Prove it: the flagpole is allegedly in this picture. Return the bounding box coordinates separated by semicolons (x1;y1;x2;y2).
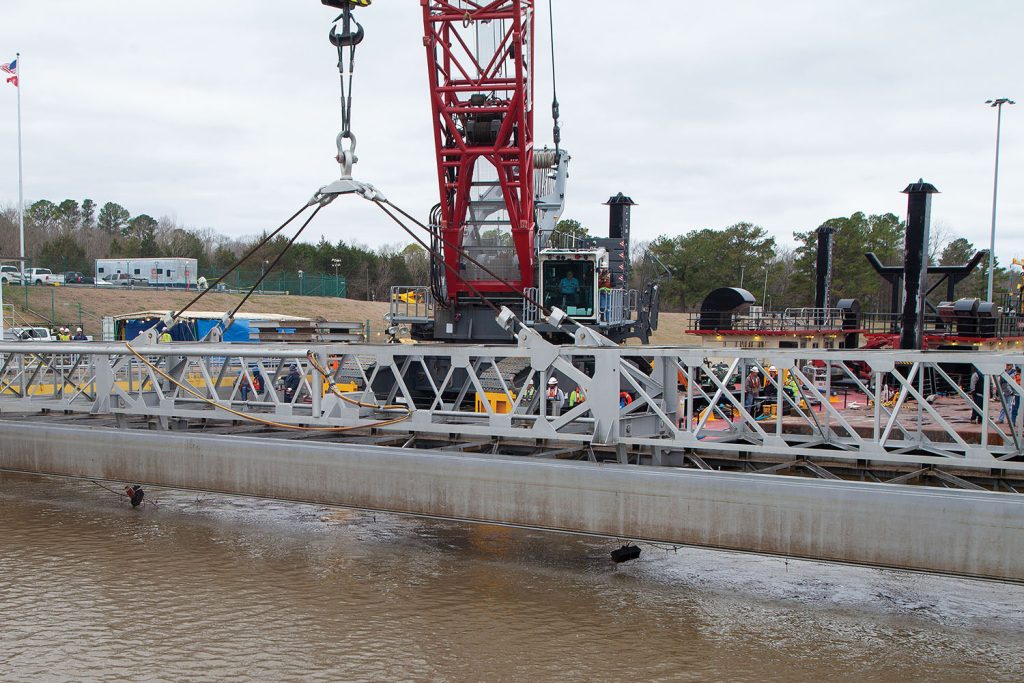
15;51;24;274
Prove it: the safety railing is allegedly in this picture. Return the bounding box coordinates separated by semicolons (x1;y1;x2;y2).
718;308;846;332
386;286;433;325
1;340;1022;473
599;288;628;326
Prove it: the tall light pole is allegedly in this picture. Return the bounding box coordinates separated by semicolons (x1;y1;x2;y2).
331;258;342;297
985;97;1015;302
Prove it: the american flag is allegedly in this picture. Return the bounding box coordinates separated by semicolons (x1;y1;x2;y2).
2;58;17;87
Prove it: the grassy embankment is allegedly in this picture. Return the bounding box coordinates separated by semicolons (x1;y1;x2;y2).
7;285;700;345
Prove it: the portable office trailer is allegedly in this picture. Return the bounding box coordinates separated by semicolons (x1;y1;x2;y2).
95;258;198;287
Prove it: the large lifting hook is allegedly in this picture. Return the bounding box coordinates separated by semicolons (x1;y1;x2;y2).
313;0;384;204
325;0;369;179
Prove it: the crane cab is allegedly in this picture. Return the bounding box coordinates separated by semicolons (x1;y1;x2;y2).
538;249;608;323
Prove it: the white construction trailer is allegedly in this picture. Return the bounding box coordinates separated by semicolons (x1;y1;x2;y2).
95;258;199;288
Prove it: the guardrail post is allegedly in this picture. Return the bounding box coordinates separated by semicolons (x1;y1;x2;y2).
590;349;621;444
91;353;114;414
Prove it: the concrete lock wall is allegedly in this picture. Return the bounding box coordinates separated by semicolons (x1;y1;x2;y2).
2;421;1023;582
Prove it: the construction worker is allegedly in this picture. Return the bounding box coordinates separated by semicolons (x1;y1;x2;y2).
159;327;173;343
969;368;985;424
124;484;145;508
58;327;71;341
557;270;580;309
522;377;536;402
598;269;612;320
72;327;86;341
743;367;761;413
568;385;586;409
282;363;302;402
784;373;799;406
545;377;565;417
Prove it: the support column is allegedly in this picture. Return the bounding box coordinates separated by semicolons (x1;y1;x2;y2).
900;180;939;350
814;224;836;310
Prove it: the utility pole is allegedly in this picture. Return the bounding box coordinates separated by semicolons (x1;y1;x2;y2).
331;258;342;297
985;97;1015;302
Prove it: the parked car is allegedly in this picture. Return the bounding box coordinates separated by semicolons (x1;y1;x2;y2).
63;271;96;285
0;265;22;285
24;268;63;286
6;326;54;341
104;273;149;287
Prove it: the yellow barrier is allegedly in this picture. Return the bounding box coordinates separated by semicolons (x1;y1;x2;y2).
475;391;514;414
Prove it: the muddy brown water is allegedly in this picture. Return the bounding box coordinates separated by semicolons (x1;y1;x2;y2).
2;471;1022;682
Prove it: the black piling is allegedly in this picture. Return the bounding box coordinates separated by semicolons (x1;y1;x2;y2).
814;225;836;310
900;179;939;350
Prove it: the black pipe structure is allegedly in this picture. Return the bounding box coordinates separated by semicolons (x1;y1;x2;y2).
866;250;986;316
814;224;836;310
899;179;939;350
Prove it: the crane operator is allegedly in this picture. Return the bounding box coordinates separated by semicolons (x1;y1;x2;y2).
558;270;581;310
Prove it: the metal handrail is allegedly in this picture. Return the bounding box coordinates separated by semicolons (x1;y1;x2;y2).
387;286;433;324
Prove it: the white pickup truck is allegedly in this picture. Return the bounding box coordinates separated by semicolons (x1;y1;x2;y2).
0;265;22;284
23;268;64;286
5;326;55;341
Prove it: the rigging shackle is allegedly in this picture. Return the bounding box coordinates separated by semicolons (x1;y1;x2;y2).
336;130;358;178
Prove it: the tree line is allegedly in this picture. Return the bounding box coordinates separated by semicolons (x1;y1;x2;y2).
633;212;1012;313
2;198;1012;310
0;198;426;301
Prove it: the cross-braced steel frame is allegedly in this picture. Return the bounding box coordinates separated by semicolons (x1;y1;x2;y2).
2;340;1023;484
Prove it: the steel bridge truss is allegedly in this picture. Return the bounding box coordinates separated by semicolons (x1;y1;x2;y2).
1;341;1023;478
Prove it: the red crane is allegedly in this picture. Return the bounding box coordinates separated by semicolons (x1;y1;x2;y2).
421;1;536;298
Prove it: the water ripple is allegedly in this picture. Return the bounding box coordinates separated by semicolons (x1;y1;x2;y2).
1;472;1022;682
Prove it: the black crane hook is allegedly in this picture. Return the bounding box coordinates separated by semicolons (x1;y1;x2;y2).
329;20;364;48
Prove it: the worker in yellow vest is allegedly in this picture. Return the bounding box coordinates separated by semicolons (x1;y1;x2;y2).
159;328;173;343
568;386;586;409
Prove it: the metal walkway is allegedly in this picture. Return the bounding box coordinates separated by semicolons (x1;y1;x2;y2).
1;338;1023;580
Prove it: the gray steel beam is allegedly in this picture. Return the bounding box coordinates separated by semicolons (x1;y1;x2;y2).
1;421;1022;582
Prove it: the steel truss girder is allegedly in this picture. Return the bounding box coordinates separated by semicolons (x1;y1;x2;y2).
1;342;1024;474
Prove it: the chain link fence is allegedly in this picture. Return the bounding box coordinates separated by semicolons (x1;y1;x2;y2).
205;269;347;298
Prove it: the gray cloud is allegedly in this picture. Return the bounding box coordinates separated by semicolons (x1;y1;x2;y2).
0;0;1020;261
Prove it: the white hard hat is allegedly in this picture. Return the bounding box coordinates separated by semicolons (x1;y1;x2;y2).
76;328;82;332
547;377;558;385
768;366;777;372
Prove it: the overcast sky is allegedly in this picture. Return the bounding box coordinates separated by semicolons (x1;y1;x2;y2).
1;1;1021;261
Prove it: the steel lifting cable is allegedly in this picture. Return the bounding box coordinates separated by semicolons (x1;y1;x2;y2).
224;203;325;322
547;0;561;151
380;198;581;327
160;200;317;330
329;3;365;175
374;200;503;316
123;341;410;433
